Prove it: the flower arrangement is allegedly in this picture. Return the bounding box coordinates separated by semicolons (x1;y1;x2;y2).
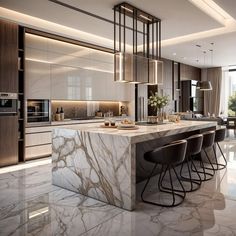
148;92;169;110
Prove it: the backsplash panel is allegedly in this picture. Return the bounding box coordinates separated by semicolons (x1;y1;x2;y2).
51;101;120;119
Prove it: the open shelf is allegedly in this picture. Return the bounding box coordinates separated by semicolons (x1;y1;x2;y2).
18;25;25;162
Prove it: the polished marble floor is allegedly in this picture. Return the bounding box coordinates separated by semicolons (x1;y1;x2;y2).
1;140;236;236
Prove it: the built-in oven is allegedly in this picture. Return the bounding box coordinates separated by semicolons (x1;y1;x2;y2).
0;92;18;167
27;100;50;124
0;92;18;115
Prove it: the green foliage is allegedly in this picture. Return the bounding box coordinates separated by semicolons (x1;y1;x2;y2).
228;92;236;116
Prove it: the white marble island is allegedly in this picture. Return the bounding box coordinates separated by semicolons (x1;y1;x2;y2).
52;120;217;210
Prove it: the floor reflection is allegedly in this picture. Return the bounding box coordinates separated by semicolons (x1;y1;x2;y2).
0;140;236;236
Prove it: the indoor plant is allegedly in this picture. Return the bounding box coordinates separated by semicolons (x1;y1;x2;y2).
148;92;169;124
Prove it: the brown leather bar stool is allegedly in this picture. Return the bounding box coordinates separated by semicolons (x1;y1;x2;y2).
180;134;203;192
212;128;227;170
141;140;187;207
192;130;216;181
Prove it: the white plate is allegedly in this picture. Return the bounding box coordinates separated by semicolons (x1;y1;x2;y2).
119;123;135;128
117;126;139;130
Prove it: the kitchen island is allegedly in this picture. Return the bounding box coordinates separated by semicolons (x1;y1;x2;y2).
52;120;217;210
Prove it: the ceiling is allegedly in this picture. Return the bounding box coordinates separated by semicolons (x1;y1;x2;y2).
0;0;236;68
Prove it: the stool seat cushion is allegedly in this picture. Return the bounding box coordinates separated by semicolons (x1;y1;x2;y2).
144;140;187;166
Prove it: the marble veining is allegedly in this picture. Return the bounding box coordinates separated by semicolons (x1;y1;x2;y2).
52;128;134;210
52;121;216;210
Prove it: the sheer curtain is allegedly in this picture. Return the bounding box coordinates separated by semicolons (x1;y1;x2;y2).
203;67;222;116
219;67;229;116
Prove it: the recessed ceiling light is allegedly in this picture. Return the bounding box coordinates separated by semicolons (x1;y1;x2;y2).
172;52;177;56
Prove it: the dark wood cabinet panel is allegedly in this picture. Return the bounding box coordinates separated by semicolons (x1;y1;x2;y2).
0;19;18;92
0;116;18;167
162;58;172;89
180;80;191;112
180;63;201;81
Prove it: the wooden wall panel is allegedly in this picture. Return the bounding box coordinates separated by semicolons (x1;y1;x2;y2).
0;19;18;92
0;116;18;167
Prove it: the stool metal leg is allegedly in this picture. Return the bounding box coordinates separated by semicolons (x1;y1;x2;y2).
141;163;158;203
159;165;186;206
141;164;186;207
191;149;215;181
180;155;201;192
211;143;227;170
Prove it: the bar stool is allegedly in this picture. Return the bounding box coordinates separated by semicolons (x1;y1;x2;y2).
180;134;203;192
192;130;215;181
141;140;187;207
212;128;227;170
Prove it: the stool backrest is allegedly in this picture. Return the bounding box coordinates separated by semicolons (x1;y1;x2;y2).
202;130;215;148
215;128;226;143
186;134;203;156
149;140;187;165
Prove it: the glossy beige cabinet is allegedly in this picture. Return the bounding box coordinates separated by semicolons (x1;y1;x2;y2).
25;126;52;160
25;33;132;102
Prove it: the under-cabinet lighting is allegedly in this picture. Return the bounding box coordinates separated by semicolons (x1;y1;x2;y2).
121;6;133;13
29;207;49;219
140;14;152;22
52;100;121;103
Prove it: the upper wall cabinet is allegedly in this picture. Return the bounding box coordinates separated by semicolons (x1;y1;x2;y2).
180;63;201;81
25;33;132;101
0;20;18;92
158;58;172;94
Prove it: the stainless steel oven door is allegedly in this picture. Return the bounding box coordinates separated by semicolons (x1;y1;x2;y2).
0;92;18;114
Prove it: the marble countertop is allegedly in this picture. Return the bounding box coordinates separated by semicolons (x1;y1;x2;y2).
26;116;129;127
56;120;217;144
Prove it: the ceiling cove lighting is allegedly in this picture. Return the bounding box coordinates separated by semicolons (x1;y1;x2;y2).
188;0;234;25
0;7;115;49
114;2;162;84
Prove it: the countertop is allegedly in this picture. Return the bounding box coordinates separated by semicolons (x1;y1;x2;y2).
26;116;128;127
55;120;217;144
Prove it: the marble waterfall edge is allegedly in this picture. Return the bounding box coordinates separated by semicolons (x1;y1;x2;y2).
52;128;135;210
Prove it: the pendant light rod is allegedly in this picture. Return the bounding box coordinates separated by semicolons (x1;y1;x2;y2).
114;2;163;84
